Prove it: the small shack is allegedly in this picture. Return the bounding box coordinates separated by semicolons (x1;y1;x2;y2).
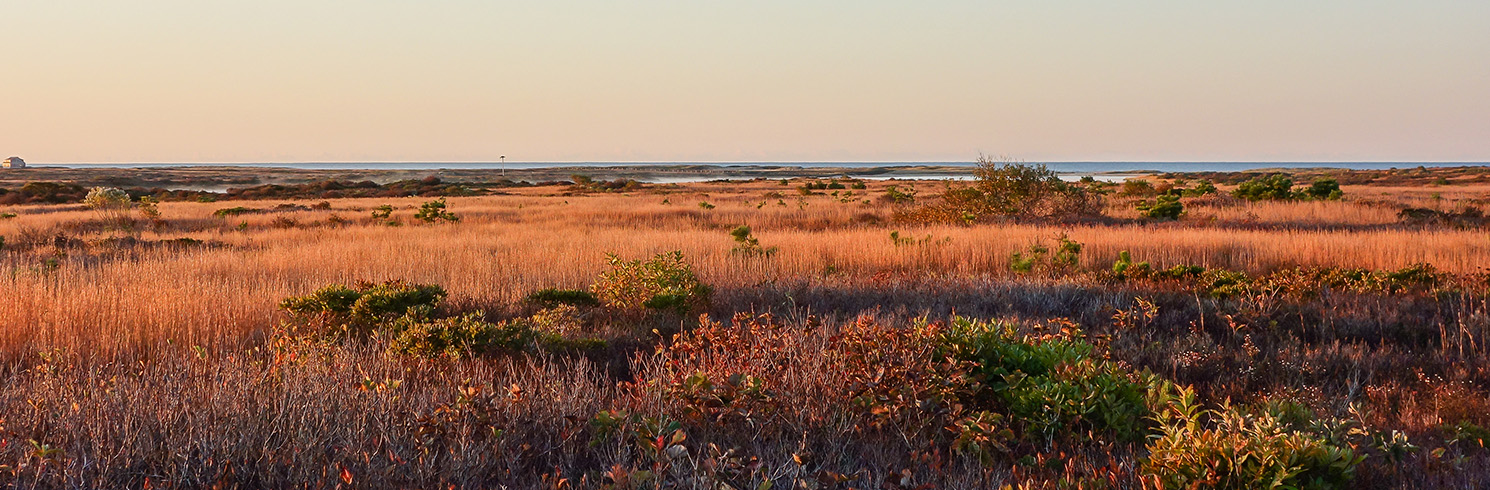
1;156;25;169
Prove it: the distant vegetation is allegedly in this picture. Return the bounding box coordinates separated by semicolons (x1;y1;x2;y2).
0;176;538;205
2;163;1490;488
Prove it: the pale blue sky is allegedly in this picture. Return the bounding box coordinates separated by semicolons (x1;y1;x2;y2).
1;1;1487;162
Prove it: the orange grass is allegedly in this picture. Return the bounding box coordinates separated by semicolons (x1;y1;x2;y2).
2;184;1487;357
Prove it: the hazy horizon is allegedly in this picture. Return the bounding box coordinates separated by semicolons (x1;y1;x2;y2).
3;1;1488;163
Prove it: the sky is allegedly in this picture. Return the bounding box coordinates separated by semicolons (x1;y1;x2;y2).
1;1;1487;163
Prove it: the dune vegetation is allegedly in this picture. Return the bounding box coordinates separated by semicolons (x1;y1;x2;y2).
1;163;1488;489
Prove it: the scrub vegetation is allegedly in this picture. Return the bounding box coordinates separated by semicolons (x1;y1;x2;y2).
0;164;1488;489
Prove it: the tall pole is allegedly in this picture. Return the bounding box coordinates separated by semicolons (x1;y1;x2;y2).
500;155;506;178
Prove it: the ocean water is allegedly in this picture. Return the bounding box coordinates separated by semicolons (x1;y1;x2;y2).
25;161;1486;185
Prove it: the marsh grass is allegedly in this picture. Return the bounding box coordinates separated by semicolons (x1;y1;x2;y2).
1;179;1489;488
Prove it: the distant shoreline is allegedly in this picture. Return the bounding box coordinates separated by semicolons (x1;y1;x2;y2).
3;162;1487;189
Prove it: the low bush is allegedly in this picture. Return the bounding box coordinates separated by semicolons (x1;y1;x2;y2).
1138;194;1184;220
881;185;916;204
524;288;601;307
1304;177;1343;200
414;198;459;223
571;174;642;192
387;313;544;358
1144;386;1363;489
1120;180;1157;197
213;206;259;218
279;280;447;339
906;156;1103;224
592;251;712;315
728;225;777;257
1183;179;1218;197
936;318;1160;444
1008;234;1082;274
1234;174;1345;201
1111;251;1151;278
1234;174;1297;201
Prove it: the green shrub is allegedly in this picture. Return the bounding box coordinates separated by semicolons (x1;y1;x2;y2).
1052;234;1083;270
1203;269;1252;298
279;280;447;338
524;288;601;307
1305;177;1343;200
1138;194;1184;220
414;198;459;223
1144;386;1362;490
1120;180;1157;197
1007;235;1082;273
936;318;1159;444
592;251;712;315
968;156;1102;219
1155;264;1206;280
1381;263;1443;291
213;206;258;218
1112;251;1151;278
910;156;1101;223
728;225;777;257
1008;243;1048;274
1184;179;1218;197
1233;174;1296;201
882;185;916;204
84;187;130;210
387;313;541;358
371;204;394;220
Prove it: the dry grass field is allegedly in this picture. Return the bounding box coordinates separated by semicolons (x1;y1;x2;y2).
1;170;1488;488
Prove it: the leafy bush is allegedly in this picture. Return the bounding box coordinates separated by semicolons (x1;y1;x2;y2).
592;251;712;315
524;288;601;307
85;187;133;226
1052;234;1083;270
1111;251;1151;278
83;187;130;210
968;156;1102;219
279;280;447;338
213;206;259;218
571;174;642;192
387;314;543;358
909;156;1102;224
1184;179;1218;197
1305;177;1343;200
414;199;459;223
1233;174;1296;201
1008;235;1082;274
1202;269;1252;298
728;225;777;257
882;185;916;204
371;204;394;220
1008;243;1048;274
1232;174;1346;201
1144;386;1363;490
936;318;1160;444
1120;180;1157;197
1138;194;1184;220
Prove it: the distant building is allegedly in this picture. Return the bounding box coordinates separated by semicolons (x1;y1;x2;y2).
1;156;24;169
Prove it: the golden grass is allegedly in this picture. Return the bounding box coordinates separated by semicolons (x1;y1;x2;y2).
2;183;1487;357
